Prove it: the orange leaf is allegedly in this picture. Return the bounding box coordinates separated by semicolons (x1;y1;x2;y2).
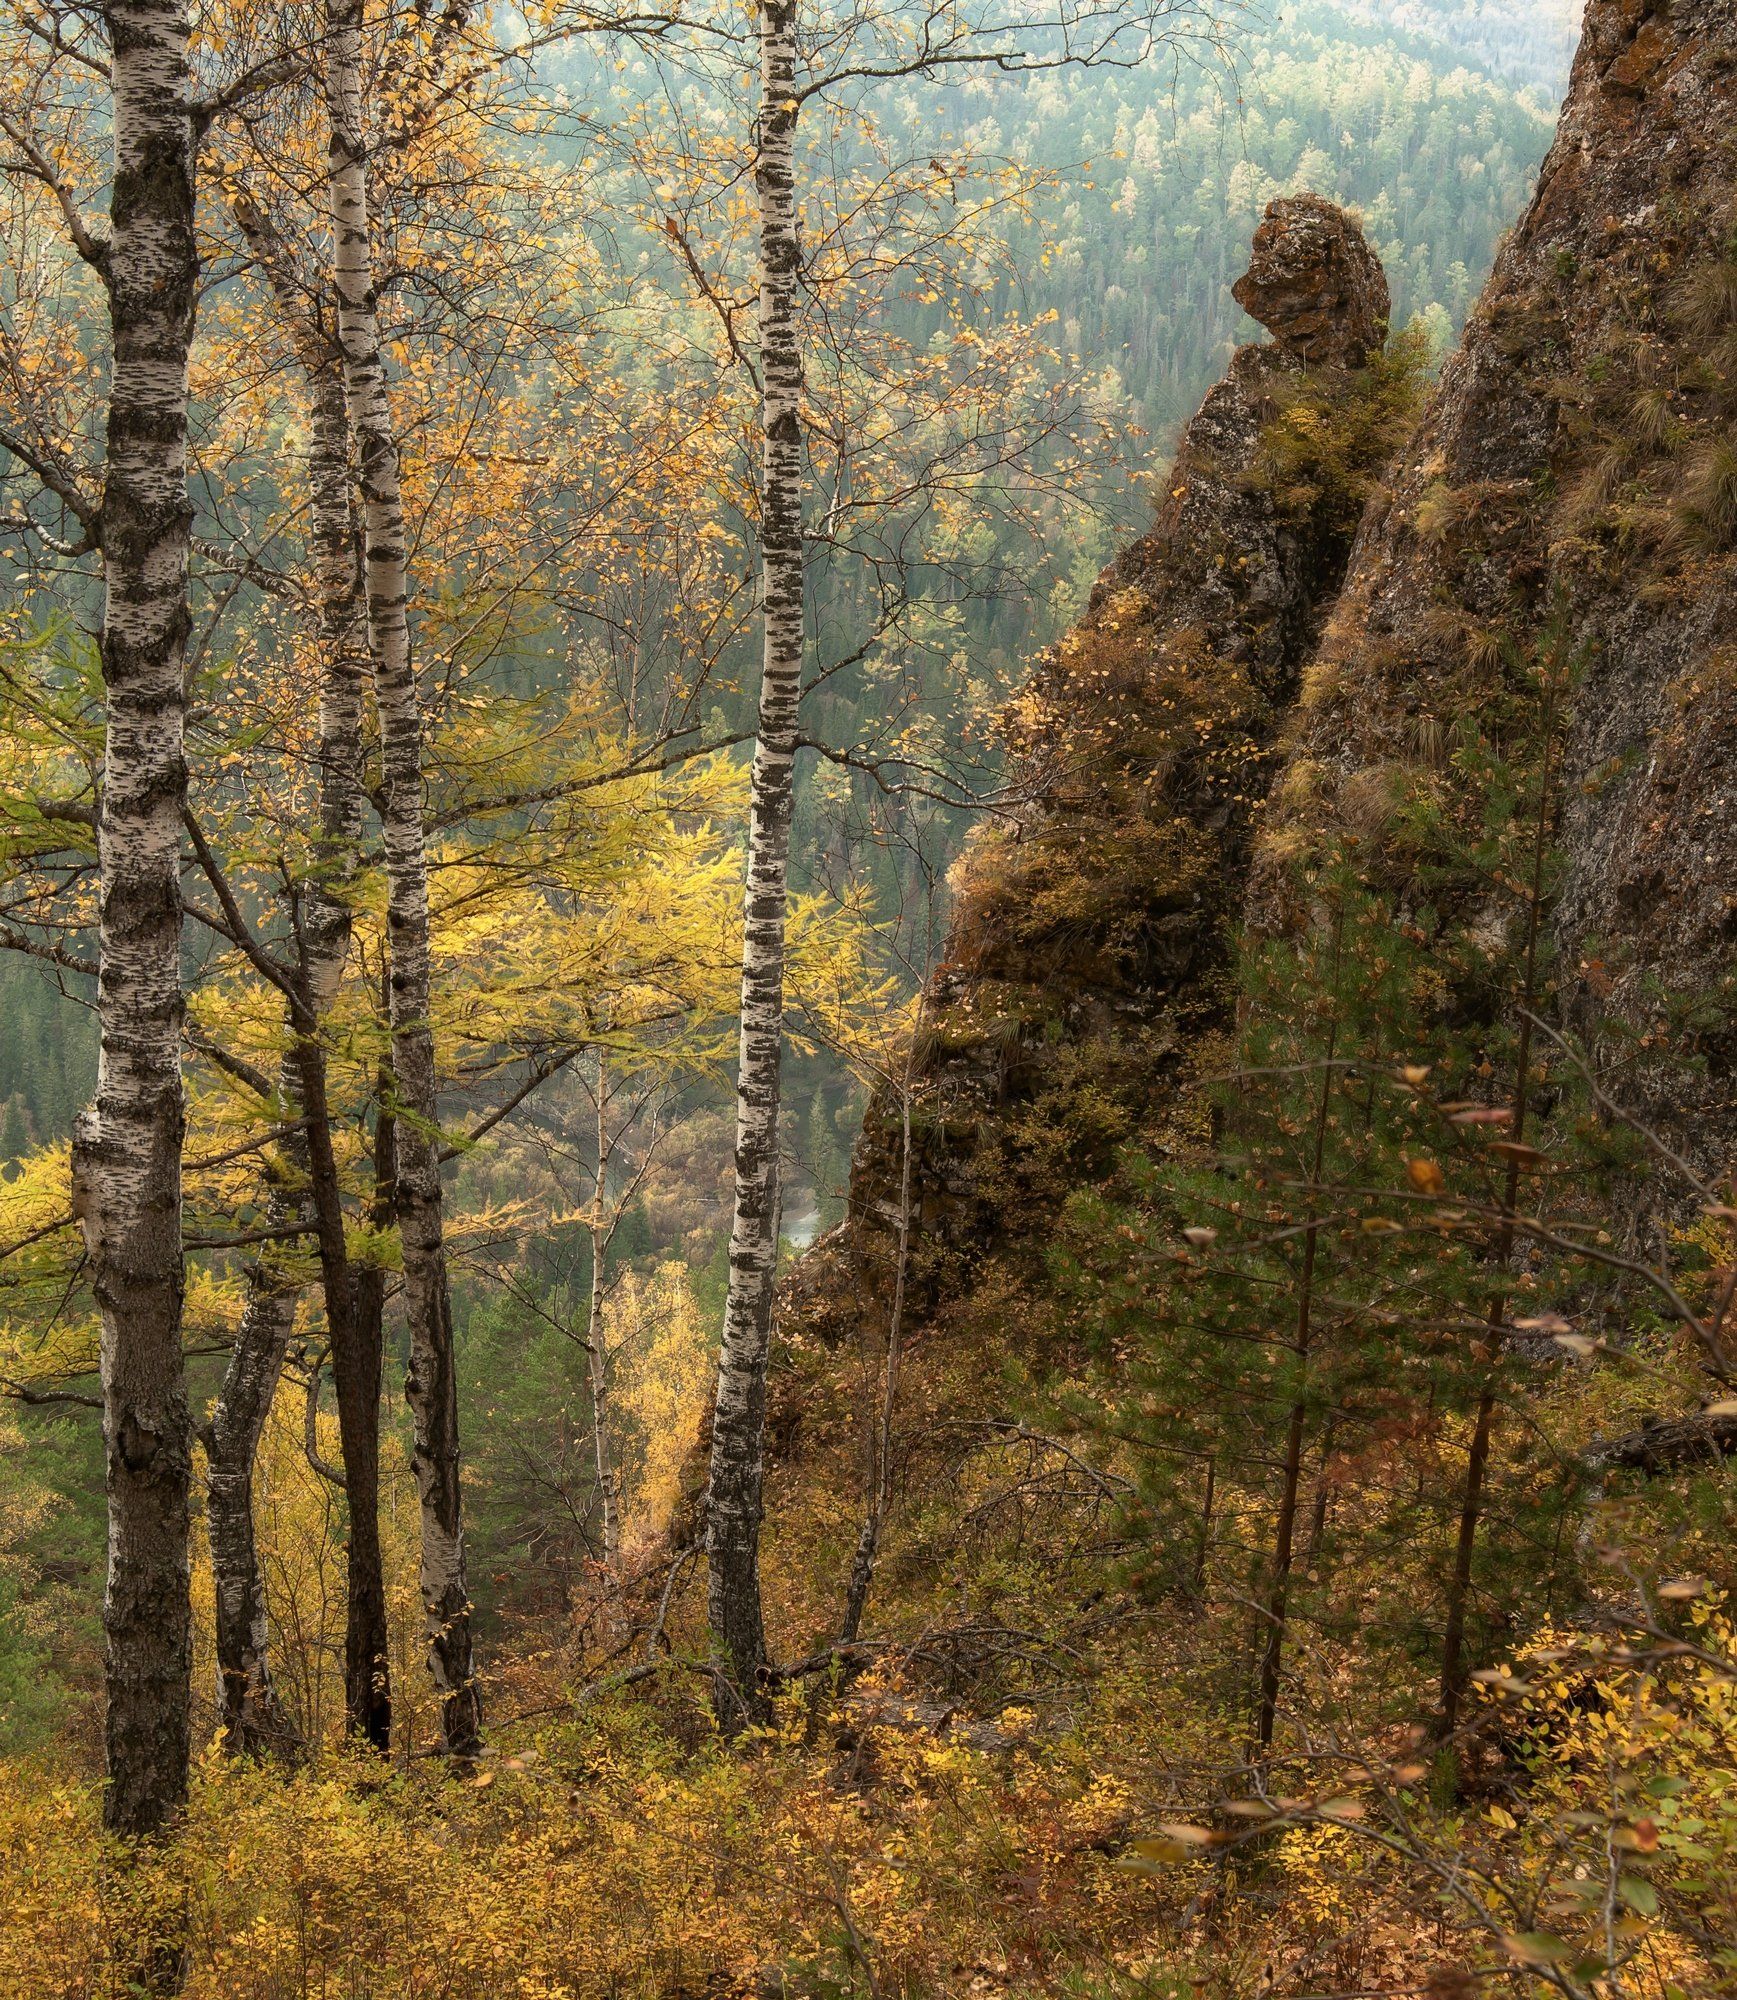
1406;1158;1446;1196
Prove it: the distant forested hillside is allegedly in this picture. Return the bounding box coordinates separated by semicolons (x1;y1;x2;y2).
1335;0;1583;87
991;0;1562;451
0;964;91;1162
784;0;1565;739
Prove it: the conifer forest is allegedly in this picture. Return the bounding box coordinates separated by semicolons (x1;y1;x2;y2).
3;0;1737;1992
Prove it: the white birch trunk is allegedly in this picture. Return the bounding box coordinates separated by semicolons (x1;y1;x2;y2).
705;0;804;1724
69;0;198;1840
204;1236;299;1757
202;223;371;1753
298;311;396;1751
324;0;479;1755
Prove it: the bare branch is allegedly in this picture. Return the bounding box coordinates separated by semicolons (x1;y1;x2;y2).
186;1024;277;1105
0;422;101;536
0;109;110;274
438;1049;582;1163
663;215;760;389
181;808;302;1008
301;1347;347;1489
1;1373;101;1411
0;926;97;978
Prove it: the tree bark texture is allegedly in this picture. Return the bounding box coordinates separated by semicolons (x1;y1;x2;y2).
706;0;804;1727
325;0;478;1754
207;190;388;1751
204;1218;301;1758
326;1058;395;1752
69;0;199;1841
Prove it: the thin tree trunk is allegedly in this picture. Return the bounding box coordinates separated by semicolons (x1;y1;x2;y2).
588;1058;620;1577
204;206;375;1754
1253;936;1342;1754
69;0;198;1842
301;254;391;1753
331;1045;397;1750
1253;1365;1311;1751
1438;653;1563;1737
1194;1457;1216;1591
1302;1417;1335;1574
204;1222;300;1757
706;0;804;1729
1438;1377;1496;1732
325;0;478;1753
304;1039;393;1749
840;1073;914;1646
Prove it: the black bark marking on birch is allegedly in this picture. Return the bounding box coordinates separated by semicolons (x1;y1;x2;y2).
706;0;804;1730
70;0;198;1844
324;0;478;1755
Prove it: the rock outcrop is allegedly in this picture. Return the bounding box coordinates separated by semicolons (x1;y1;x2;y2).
1253;0;1737;1179
819;0;1737;1349
840;199;1415;1306
1232;194;1391;367
766;0;1737;1655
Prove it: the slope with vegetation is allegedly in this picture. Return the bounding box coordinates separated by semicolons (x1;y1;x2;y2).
838;193;1419;1294
768;0;1737;1991
2;0;1735;1996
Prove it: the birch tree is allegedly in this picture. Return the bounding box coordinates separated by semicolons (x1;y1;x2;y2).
324;0;480;1755
62;0;201;1839
705;0;804;1724
195;0;667;1755
0;0;311;1813
0;0;756;1773
701;0;1237;1723
212;88;757;1760
200;188;379;1755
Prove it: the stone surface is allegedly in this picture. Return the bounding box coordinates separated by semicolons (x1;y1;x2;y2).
1232;194;1392;367
837;201;1398;1308
1251;0;1737;1187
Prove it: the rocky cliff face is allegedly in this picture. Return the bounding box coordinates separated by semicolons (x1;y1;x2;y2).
820;0;1737;1353
1253;0;1737;1178
766;0;1737;1612
838;198;1412;1309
